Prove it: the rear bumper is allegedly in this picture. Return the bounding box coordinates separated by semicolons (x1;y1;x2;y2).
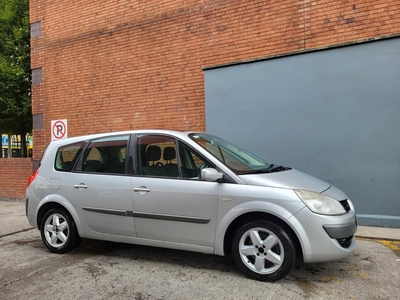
25;188;39;229
25;197;29;217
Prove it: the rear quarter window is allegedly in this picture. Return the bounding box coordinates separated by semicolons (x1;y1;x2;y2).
54;142;85;172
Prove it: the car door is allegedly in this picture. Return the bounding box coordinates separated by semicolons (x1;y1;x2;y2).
132;134;219;248
69;134;136;237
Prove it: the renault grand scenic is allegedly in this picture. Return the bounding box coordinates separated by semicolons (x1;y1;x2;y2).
26;130;357;281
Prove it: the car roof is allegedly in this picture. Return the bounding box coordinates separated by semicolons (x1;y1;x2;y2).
49;129;199;146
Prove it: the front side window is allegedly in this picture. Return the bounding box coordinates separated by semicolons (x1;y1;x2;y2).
80;135;129;174
189;133;271;174
136;135;211;179
55;142;85;172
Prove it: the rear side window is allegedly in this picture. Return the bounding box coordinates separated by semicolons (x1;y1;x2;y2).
55;142;85;172
80;135;129;174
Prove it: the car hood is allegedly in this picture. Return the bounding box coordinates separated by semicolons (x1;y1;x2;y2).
238;168;330;193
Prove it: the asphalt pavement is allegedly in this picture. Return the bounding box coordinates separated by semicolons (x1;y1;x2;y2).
1;200;399;300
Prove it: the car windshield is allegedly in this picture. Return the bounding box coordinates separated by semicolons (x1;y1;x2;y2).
189;133;274;174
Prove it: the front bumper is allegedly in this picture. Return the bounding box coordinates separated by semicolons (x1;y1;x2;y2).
289;200;357;263
323;221;357;239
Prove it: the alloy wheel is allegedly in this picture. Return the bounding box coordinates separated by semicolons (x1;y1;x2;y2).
238;227;285;274
43;213;70;248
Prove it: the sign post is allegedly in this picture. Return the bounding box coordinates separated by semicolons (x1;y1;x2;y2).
51;119;68;141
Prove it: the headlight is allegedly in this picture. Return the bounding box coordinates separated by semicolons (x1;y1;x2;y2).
294;189;346;215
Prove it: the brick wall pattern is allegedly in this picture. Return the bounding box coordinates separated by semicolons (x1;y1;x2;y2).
2;0;399;198
29;0;400;161
0;159;32;199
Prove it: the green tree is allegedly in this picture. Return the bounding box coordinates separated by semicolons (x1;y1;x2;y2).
0;0;31;157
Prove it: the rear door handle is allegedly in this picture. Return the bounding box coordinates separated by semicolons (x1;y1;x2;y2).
74;183;88;189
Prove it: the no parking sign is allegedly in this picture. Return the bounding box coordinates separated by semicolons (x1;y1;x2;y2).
51;119;68;141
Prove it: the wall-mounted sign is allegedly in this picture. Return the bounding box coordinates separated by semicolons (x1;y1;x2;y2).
51;119;68;141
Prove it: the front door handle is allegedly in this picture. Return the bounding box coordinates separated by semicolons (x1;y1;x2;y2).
133;186;150;193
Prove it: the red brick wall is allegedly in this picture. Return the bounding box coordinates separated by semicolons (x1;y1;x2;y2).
0;0;394;199
1;1;397;200
28;0;400;164
0;159;33;199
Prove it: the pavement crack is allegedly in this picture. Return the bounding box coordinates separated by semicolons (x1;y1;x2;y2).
0;228;34;238
0;270;42;289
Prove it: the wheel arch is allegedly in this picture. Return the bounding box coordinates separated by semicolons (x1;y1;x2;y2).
36;197;82;237
222;212;303;259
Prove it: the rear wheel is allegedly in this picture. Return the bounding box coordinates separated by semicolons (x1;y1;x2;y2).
40;208;81;253
232;220;296;281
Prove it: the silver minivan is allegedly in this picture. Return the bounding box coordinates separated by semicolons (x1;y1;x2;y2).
26;130;357;281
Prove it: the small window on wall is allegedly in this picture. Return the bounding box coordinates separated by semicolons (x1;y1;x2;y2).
55;142;85;172
80;135;129;175
32;68;42;85
30;21;41;38
32;113;43;130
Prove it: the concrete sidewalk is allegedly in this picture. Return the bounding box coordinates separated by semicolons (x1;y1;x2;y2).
0;200;399;240
0;200;32;237
355;225;400;241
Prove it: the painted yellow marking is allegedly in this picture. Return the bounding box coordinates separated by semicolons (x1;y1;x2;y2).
377;240;400;251
321;276;341;283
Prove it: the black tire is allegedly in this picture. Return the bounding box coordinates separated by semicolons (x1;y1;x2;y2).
232;220;296;281
40;208;81;253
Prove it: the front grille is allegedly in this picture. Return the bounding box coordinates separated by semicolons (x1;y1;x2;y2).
337;236;353;248
340;199;351;212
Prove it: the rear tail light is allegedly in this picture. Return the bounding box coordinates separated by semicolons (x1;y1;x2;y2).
27;168;39;187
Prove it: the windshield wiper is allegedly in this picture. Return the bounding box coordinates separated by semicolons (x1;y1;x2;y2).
266;164;291;173
241;164;291;174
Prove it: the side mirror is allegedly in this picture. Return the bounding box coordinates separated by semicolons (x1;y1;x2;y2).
201;168;223;182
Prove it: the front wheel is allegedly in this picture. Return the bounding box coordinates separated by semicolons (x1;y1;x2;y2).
232;220;296;281
40;208;81;253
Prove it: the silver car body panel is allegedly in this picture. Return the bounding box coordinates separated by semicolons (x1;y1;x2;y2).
69;172;135;237
238;169;330;192
130;176;218;247
214;184;305;255
26;129;357;263
322;184;349;200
